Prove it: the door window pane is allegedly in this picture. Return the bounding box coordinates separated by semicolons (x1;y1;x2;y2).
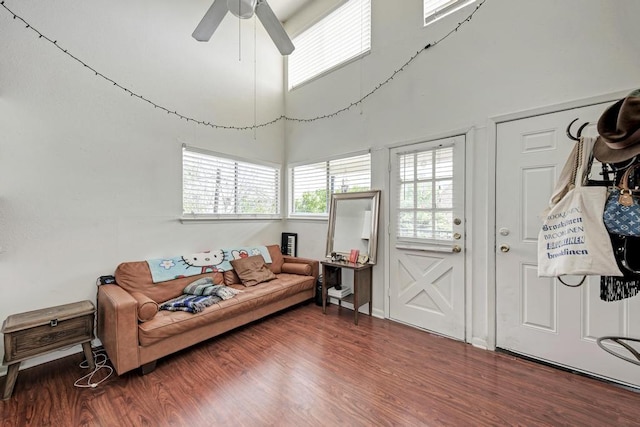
396;146;454;241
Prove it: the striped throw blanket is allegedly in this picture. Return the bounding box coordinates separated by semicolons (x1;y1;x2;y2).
183;277;242;300
159;277;242;314
159;294;220;313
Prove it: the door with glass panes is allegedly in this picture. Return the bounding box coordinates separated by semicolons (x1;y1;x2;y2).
389;136;466;339
495;104;640;388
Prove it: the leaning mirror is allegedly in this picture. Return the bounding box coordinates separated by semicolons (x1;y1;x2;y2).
326;190;381;264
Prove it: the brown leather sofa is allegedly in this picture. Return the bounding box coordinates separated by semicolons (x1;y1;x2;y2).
97;245;318;375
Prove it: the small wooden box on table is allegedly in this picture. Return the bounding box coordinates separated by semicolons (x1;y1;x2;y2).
321;260;373;325
2;300;95;400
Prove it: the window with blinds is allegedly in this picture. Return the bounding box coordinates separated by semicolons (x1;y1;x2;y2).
424;0;476;26
288;0;371;90
290;153;371;216
396;146;453;241
183;146;280;218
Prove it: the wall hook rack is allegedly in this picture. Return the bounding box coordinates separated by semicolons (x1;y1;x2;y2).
566;118;589;141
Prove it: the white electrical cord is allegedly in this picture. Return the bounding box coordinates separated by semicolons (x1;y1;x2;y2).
74;348;113;389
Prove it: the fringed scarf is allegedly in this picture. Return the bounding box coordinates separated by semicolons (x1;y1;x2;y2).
601;235;640;302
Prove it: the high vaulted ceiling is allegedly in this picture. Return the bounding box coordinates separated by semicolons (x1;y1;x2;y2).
267;0;313;22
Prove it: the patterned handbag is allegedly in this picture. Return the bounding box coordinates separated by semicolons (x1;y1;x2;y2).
603;164;640;237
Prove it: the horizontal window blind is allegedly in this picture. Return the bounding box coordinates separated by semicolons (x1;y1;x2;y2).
396;146;453;241
291;153;371;215
288;0;371;89
183;147;280;218
424;0;476;25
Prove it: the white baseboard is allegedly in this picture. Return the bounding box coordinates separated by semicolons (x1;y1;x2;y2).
470;337;490;350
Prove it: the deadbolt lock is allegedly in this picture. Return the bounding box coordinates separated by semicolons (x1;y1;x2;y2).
453;232;462;240
454;218;462;225
452;245;462;253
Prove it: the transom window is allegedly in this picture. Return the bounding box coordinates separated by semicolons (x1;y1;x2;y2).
290;153;371;216
182;146;280;218
424;0;476;26
288;0;371;90
396;146;453;240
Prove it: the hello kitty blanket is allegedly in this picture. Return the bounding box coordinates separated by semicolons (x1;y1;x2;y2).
146;246;272;283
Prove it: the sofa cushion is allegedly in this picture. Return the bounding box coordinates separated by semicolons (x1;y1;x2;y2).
281;262;312;276
222;245;283;284
130;291;158;322
137;274;315;347
230;255;276;287
115;261;224;303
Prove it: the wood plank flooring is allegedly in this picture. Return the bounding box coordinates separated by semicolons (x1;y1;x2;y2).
1;302;638;426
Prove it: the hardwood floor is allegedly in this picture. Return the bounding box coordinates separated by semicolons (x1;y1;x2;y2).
1;303;638;426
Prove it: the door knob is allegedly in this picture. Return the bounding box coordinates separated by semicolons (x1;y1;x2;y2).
452;245;462;253
500;244;510;253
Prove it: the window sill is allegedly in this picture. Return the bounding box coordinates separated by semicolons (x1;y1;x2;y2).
180;216;283;224
286;215;329;222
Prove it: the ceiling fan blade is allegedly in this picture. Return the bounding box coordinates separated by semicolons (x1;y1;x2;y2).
192;0;229;42
255;0;295;55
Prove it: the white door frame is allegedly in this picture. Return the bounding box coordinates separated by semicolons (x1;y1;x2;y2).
486;88;635;351
383;127;476;343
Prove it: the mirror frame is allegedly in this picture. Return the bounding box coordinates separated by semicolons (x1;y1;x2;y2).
326;190;381;264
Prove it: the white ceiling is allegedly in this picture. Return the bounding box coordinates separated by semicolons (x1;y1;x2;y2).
267;0;313;22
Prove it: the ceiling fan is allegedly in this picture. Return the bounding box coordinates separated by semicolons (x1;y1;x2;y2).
192;0;295;55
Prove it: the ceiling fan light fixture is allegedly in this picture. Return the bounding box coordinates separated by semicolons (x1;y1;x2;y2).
227;0;257;19
193;0;295;55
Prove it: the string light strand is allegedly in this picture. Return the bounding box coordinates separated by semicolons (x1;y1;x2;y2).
0;0;486;131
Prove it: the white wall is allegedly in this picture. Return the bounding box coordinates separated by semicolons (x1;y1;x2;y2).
283;0;640;345
1;0;639;374
0;0;287;373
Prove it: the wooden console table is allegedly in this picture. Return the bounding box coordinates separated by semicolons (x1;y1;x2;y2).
2;300;95;400
321;260;373;325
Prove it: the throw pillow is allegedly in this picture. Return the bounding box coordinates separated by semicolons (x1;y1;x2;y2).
267;245;284;274
230;254;276;287
223;270;242;286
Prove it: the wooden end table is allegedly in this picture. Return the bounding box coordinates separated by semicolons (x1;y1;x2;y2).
2;300;95;400
321;260;373;325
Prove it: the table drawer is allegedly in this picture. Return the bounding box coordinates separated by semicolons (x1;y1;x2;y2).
4;315;93;363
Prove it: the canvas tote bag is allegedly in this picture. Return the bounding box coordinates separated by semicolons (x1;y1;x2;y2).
537;136;622;279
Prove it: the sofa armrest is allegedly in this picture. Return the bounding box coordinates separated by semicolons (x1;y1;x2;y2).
282;255;319;280
97;284;140;375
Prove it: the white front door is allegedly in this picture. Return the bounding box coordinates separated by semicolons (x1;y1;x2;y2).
496;103;640;388
389;136;466;340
